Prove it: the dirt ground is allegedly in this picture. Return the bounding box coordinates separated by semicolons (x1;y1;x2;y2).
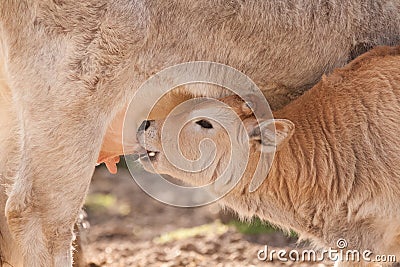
83;164;329;267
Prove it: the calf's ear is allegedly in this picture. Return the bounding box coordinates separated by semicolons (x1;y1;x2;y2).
247;119;295;153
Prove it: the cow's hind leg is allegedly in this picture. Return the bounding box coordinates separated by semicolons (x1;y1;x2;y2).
0;65;24;266
5;95;109;267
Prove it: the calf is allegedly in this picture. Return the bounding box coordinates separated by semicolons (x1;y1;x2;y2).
137;46;400;263
1;0;400;265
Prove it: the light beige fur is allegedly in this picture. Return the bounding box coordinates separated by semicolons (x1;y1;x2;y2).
138;46;400;264
1;0;400;266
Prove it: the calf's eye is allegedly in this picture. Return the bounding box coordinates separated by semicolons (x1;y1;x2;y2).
196;119;213;129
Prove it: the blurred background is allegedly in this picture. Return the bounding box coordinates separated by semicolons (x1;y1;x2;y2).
82;158;322;267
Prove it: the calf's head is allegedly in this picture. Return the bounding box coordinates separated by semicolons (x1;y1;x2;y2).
136;95;295;192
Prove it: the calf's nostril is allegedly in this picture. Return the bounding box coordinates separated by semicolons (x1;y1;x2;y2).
138;120;152;131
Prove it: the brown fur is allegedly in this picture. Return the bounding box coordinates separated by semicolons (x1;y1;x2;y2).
138;46;400;262
1;0;400;266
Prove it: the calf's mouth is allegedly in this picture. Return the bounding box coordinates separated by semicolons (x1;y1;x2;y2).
136;144;161;162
